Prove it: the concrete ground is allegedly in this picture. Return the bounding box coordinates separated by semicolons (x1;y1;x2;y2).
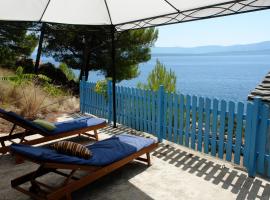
1;124;270;200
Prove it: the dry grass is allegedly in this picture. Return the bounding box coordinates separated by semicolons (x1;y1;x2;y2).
17;83;47;119
0;67;13;76
0;67;79;119
0;67;80;134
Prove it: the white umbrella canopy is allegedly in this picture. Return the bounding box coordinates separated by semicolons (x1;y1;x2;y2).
1;0;270;128
0;0;270;31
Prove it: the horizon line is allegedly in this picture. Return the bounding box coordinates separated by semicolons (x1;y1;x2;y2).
154;40;270;48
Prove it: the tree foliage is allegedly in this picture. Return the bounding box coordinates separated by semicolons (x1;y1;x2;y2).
43;25;158;81
137;59;177;93
0;22;38;68
59;63;76;81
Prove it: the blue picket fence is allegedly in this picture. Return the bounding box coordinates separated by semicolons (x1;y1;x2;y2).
80;80;270;178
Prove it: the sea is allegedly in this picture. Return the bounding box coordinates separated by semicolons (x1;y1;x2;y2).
86;53;270;103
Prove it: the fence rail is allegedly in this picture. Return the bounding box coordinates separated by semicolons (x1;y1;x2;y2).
80;80;270;178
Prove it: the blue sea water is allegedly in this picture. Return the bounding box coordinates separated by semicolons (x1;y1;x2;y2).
87;54;270;102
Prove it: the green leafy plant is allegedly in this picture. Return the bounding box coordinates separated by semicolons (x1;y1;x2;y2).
95;79;109;98
43;82;67;97
0;66;51;86
0;65;65;100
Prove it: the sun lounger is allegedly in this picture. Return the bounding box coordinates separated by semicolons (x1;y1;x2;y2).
0;108;106;154
10;134;158;200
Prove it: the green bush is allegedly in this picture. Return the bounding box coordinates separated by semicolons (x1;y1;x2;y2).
38;62;79;95
16;58;35;73
43;82;67;97
95;79;108;98
39;62;69;85
0;66;51;86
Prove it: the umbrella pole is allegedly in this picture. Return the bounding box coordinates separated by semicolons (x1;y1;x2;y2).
111;26;117;128
82;36;89;79
34;23;45;74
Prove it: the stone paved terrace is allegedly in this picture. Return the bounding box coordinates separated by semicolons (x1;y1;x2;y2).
1;124;270;200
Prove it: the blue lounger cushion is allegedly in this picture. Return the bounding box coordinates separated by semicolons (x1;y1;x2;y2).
11;134;156;166
50;117;105;135
0;108;105;135
0;109;44;132
0;108;8;115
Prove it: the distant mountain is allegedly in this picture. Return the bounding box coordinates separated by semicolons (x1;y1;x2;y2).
152;41;270;55
32;41;270;64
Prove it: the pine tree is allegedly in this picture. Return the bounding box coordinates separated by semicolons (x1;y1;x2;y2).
0;22;38;68
43;25;158;81
137;59;177;93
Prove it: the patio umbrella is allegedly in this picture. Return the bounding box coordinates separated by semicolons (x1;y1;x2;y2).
0;0;270;127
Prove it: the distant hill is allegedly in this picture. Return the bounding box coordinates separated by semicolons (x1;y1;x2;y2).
32;41;270;63
152;41;270;55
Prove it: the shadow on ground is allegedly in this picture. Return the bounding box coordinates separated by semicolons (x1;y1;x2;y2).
1;124;270;200
102;125;270;200
0;148;154;200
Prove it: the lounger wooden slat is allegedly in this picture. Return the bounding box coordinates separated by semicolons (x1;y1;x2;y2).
11;142;158;200
0;109;107;154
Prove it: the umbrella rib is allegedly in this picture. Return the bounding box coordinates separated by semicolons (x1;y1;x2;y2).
39;0;52;22
163;0;180;13
104;0;113;25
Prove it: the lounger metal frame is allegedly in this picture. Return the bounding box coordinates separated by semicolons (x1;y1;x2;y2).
11;142;158;200
0;113;107;154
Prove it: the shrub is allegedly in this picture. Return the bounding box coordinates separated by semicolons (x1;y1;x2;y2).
15;58;35;73
0;67;79;119
39;62;69;85
38;62;79;95
43;82;67;97
0;66;51;86
95;79;108;98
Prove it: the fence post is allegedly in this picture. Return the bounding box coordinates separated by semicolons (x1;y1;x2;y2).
80;76;86;114
247;97;262;177
107;80;112;123
157;85;165;142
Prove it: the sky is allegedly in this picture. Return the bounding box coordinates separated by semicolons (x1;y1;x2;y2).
155;10;270;47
